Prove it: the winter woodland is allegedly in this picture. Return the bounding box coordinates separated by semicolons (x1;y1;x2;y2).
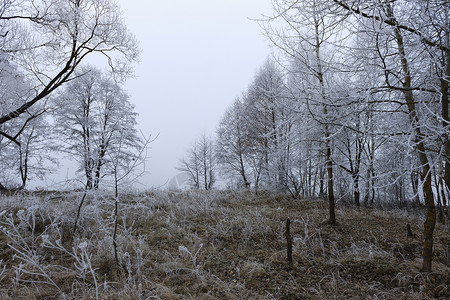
0;0;448;298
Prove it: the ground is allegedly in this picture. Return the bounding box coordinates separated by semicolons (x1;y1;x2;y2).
0;190;448;299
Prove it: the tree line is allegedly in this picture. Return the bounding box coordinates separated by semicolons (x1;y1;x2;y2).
178;0;448;273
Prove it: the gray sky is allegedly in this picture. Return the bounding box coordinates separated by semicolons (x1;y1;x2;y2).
112;1;273;188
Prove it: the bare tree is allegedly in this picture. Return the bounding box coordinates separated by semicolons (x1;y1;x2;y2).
106;130;154;265
178;134;216;190
262;0;353;224
0;0;139;145
0;116;57;189
216;98;252;188
0;55;56;189
329;0;449;272
54;67;141;190
178;145;201;190
243;59;288;191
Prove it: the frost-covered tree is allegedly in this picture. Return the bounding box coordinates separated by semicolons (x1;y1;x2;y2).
178;134;216;190
0;56;57;189
0;0;139;145
262;0;357;224
54;67;141;189
243;59;288;191
216;98;252;188
254;0;448;272
328;0;449;273
0;116;58;189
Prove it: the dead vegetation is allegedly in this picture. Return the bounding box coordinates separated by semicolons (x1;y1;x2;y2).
0;190;448;299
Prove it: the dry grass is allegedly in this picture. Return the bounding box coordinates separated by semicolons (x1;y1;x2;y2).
0;190;448;299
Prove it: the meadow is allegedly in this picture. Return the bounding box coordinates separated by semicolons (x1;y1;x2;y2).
0;190;448;299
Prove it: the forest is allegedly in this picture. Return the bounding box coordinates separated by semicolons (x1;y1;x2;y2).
0;0;449;298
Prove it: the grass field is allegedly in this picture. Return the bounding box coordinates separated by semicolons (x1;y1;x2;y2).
0;190;448;299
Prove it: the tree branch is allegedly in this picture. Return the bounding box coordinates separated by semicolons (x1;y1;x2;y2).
332;0;450;52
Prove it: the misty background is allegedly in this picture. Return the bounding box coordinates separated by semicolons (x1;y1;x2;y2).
119;0;272;188
35;0;272;189
22;0;273;189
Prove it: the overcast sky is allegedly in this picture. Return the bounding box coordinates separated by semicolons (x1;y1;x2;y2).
113;0;273;188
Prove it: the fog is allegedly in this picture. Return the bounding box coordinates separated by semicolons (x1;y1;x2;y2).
116;0;272;188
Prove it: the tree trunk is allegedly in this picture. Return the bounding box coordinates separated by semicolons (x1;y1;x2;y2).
434;169;445;224
436;2;449;227
411;172;419;206
313;11;336;225
73;191;88;236
420;156;436;272
441;42;450;198
239;154;250;188
19;146;28;190
113;171;119;265
326;140;336;225
85;162;93;190
391;16;436;272
353;174;360;207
